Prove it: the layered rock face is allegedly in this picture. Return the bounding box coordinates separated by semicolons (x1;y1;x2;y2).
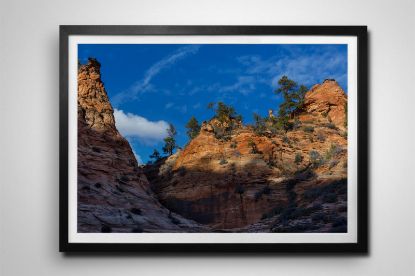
301;79;347;131
147;80;348;232
77;58;206;232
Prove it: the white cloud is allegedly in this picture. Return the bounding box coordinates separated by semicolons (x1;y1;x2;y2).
112;45;201;105
114;109;169;145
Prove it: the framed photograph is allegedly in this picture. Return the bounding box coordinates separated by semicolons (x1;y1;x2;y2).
60;25;368;253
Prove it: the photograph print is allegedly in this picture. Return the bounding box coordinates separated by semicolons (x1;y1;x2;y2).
61;26;367;251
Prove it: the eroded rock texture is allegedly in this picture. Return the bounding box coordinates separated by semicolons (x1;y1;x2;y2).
145;79;348;232
77;58;206;233
78;57;348;233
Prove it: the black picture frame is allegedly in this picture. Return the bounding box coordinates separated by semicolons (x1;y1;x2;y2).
60;25;368;253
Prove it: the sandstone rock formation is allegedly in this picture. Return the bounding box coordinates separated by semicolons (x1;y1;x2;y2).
301;79;347;131
145;79;348;232
77;57;348;233
77;58;206;232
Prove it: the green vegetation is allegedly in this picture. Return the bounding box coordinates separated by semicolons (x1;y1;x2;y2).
326;122;337;130
294;153;303;165
210;101;242;123
248;139;260;154
309;150;323;167
303;126;314;133
316;132;326;142
252;113;267;135
185;116;201;140
219;158;228;165
282;135;290;144
325;143;343;160
274;76;308;131
149;149;161;162
207;102;242;141
344;102;348;129
162;123;177;156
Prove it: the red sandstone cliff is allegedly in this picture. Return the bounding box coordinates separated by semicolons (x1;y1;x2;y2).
146;79;348;232
77;58;206;232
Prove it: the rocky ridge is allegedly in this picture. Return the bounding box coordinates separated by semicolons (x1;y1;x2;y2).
77;58;206;233
146;79;348;232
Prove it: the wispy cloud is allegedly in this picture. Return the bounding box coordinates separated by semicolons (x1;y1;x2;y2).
165;102;174;109
218;76;256;95
236;47;347;90
114;109;169;145
112;45;201;106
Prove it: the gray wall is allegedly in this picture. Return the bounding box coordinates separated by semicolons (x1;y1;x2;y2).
1;0;414;275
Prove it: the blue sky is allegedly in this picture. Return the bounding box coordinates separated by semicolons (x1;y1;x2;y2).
79;44;347;164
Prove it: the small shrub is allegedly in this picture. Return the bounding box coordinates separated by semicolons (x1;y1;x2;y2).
303;126;315;133
326;122;337;130
294;153;303;165
282;135;290;144
309;150;323;167
317;132;326;142
219;158;228;165
230;141;238;148
325;143;343;160
130;208;142;215
248;139;259;154
213;125;232;141
293;118;301;129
